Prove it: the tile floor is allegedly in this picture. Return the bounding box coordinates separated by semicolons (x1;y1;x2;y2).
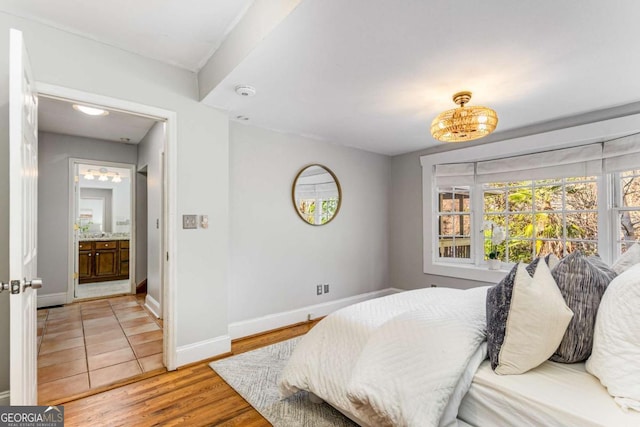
37;294;164;403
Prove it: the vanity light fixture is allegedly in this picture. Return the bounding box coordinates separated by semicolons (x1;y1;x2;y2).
72;104;109;116
82;167;125;182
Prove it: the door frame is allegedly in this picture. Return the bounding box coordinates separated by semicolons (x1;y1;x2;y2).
68;158;137;300
37;82;178;370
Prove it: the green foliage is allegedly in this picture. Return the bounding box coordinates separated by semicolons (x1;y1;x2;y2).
483;178;598;263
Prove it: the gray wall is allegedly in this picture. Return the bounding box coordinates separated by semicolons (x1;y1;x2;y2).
136;122;165;311
389;151;492;290
228;122;391;322
0;12;230;394
135;172;148;288
38;132;138;297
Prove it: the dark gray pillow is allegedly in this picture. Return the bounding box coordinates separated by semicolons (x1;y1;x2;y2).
550;251;617;363
486;263;519;370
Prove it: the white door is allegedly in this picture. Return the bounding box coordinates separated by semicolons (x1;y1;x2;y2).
9;28;40;405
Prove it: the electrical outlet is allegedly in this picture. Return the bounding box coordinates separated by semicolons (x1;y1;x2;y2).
316;285;323;295
182;214;197;229
324;284;330;293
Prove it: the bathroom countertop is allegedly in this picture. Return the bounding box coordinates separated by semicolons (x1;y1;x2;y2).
79;235;130;242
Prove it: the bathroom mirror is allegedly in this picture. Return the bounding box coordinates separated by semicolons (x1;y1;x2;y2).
292;164;341;225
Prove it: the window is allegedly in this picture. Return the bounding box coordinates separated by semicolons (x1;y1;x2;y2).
422;125;640;281
296;198;339;225
616;169;640;253
437;187;471;260
482;177;598;264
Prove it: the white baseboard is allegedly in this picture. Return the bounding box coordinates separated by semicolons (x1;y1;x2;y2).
0;390;10;406
228;287;402;340
176;335;231;367
144;294;161;319
37;292;67;308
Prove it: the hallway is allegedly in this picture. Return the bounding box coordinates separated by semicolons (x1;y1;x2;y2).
37;295;164;403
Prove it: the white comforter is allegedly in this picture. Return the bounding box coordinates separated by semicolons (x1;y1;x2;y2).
279;287;489;427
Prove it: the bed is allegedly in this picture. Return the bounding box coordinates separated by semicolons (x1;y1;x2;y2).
278;283;640;426
459;359;640;427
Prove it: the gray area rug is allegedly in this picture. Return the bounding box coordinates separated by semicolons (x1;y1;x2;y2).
209;336;358;426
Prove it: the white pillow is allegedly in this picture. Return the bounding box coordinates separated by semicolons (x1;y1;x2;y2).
611;243;640;274
494;261;574;375
586;263;640;412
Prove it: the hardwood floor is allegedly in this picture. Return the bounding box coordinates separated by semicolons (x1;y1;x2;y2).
59;319;321;426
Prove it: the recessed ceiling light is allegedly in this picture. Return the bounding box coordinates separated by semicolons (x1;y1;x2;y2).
236;115;250;121
72;104;109;116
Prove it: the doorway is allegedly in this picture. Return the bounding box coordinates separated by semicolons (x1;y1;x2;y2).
72;160;135;300
34;88;175;402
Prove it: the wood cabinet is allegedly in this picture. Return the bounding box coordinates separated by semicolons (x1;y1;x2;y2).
79;240;130;284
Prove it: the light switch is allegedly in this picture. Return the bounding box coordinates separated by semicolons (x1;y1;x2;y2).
200;215;209;229
182;214;197;229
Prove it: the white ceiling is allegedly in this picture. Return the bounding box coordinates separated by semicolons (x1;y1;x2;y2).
6;0;640;155
39;96;159;144
0;0;253;71
204;0;640;155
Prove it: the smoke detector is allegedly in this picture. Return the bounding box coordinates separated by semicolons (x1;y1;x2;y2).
234;85;256;97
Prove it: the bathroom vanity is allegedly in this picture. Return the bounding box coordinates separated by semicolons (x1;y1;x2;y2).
78;236;129;284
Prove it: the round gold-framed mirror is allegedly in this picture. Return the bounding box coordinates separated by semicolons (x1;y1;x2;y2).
292;164;342;226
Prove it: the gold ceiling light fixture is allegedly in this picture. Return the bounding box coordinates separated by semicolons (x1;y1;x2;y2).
430;91;498;142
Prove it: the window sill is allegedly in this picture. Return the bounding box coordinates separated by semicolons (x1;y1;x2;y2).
427;262;511;284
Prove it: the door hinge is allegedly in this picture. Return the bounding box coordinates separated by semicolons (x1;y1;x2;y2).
73;223;79;231
73;272;79;279
166;252;169;261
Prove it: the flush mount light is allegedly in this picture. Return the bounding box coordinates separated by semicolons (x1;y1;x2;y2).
430;91;498;142
72;104;109;116
234;85;256;97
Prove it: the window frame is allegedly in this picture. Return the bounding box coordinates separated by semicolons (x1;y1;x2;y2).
419;115;640;283
612;169;640;254
434;186;473;264
482;177;601;263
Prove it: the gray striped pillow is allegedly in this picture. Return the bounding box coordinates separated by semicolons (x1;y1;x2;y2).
550;251;617;363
